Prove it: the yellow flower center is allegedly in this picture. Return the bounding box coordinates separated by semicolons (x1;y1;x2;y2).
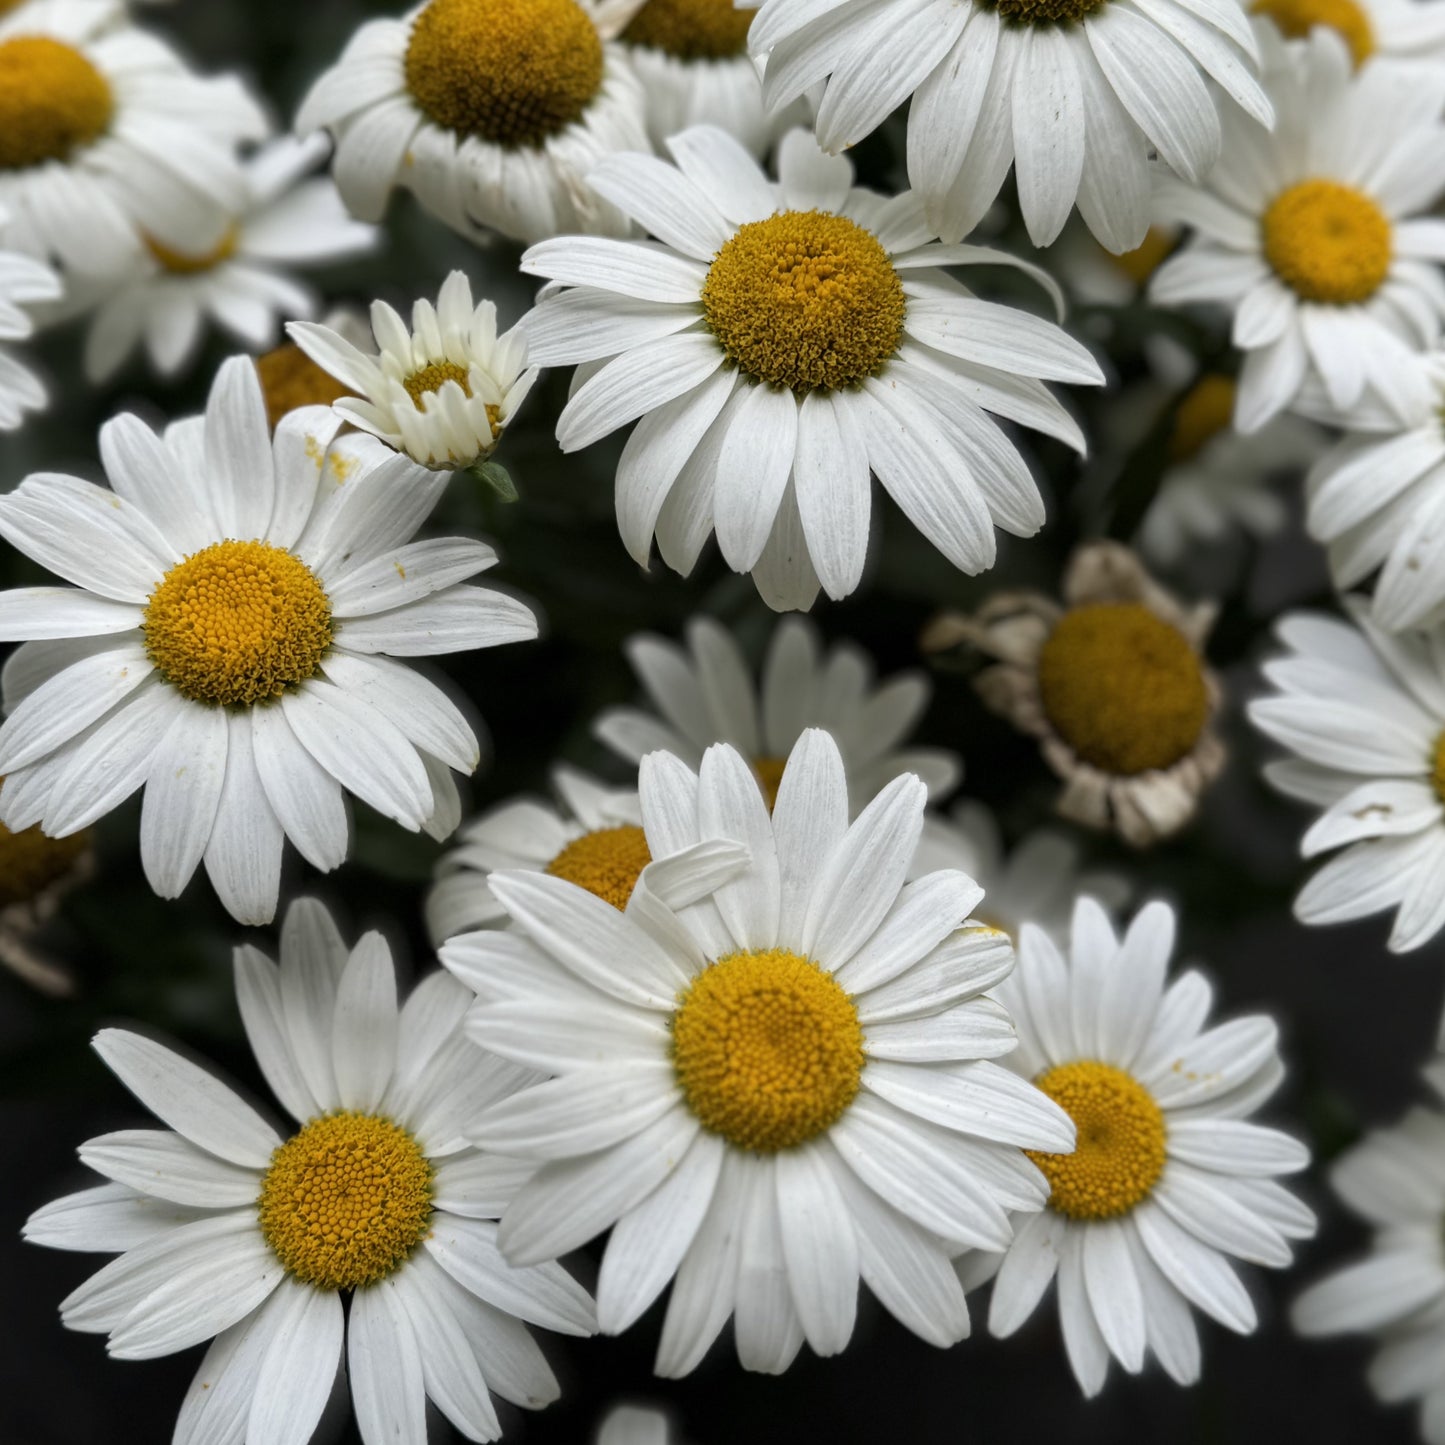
258;1112;433;1291
143;226;240;276
623;0;752;59
1026;1060;1167;1220
544;824;652;910
702;210;905;394
1109;227;1175;287
0;799;88;909
672;947;864;1152
1431;732;1445;804
255;343;352;431
403;360;474;405
751;755;787;810
1251;0;1374;64
982;0;1107;24
1168;374;1236;462
1262;179;1392;306
1037;601;1209;776
0;37;114;171
143;540;333;708
404;0;604;148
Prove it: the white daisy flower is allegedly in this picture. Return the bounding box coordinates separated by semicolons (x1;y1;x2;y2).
1252;0;1445;70
289;269;537;472
912;799;1131;939
924;542;1226;847
75;135;380;384
745;0;1272;253
1249;599;1445;953
0;355;538;925
442;730;1075;1375
427;765;644;944
24;898;593;1444
522;124;1102;610
1151;27;1445;433
0;0;266;278
1294;1099;1445;1443
617;0;797;156
0;207;61;431
963;897;1313;1396
594;614;963;812
1054;222;1180;308
295;0;650;245
1306;351;1445;633
1135;370;1319;566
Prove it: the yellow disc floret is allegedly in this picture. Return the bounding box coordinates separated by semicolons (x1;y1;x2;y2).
1027;1060;1167;1220
1252;0;1374;65
258;1112;433;1291
255;343;351;431
623;0;752;60
1431;732;1445;805
1168;374;1237;462
545;824;652;910
672;947;864;1152
0;807;88;909
1038;601;1209;776
143;540;333;708
1262;178;1391;305
0;37;114;171
702;209;905;393
983;0;1107;24
404;0;604;148
751;755;787;811
403;360;473;405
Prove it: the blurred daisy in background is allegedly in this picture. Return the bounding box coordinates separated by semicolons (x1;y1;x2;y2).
75;135;379;383
1250;600;1445;953
598;1404;682;1445
1252;0;1445;70
746;0;1271;251
925;542;1225;847
1294;1032;1445;1443
1305;349;1445;632
296;0;649;244
289;269;536;470
618;0;800;155
966;898;1313;1395
595;614;963;812
24;898;590;1444
522;125;1100;611
427;765;642;943
0;798;90;995
445;731;1073;1375
0;208;61;430
1053;222;1179;310
1151;28;1445;432
252;307;372;431
0;356;537;923
912;800;1130;940
0;0;265;278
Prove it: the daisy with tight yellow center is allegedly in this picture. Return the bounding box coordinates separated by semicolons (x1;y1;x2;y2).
1250;598;1445;955
426;765;649;944
290;270;536;472
296;0;649;244
592;614;963;819
619;0;799;156
75;135;379;387
445;730;1074;1376
0;354;537;925
0;0;264;279
523;123;1100;611
1152;27;1445;432
925;541;1224;848
25;898;595;1443
963;897;1313;1398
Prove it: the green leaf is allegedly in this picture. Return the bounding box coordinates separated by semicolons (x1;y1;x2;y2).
469;458;519;502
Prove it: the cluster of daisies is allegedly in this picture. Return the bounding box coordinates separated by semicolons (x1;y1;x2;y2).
4;0;1445;1437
